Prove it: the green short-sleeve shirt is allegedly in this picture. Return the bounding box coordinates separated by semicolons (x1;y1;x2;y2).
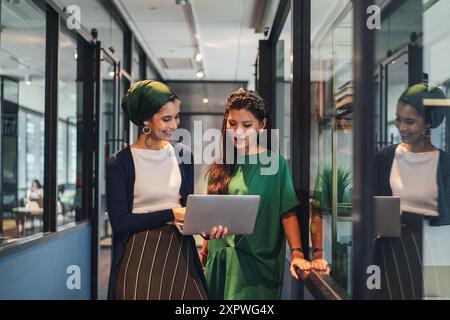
205;151;299;299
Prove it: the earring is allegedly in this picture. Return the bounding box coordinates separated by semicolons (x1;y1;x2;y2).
422;128;431;138
142;126;151;135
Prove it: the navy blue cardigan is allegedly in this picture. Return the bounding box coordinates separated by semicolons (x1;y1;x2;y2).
374;144;450;226
105;142;207;299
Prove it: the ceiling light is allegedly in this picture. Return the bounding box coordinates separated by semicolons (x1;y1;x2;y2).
195;53;203;62
108;66;115;78
202;98;209;104
196;71;204;79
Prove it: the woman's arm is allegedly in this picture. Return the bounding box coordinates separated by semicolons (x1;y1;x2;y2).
106;157;176;234
281;212;311;279
310;206;328;272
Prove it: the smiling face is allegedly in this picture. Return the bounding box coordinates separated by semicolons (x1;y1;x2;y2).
226;108;267;152
144;98;181;142
395;102;429;145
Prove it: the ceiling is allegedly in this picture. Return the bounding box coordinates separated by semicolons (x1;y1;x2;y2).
114;0;271;85
167;81;246;113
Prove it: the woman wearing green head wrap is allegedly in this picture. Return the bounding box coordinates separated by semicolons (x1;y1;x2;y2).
105;80;227;300
374;83;450;299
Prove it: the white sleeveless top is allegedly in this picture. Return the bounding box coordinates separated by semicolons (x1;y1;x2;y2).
130;144;182;214
390;144;439;216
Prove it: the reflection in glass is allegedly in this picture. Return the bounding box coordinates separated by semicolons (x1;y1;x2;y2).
0;1;46;245
276;11;292;164
57;26;86;228
310;0;353;294
54;0;124;62
372;0;450;300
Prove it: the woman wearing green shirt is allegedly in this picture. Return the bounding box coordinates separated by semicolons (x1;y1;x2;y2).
201;88;311;300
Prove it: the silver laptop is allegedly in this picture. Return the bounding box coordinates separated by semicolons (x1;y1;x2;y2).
374;196;401;238
175;195;260;235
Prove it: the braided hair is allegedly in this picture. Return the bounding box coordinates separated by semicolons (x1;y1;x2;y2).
206;88;272;194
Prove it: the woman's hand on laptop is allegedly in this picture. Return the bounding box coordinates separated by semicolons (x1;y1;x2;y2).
202;226;228;239
172;207;186;222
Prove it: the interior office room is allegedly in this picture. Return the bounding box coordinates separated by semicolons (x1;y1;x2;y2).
0;0;449;301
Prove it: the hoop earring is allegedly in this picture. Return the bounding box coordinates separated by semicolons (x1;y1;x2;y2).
142;126;151;135
422;128;431;138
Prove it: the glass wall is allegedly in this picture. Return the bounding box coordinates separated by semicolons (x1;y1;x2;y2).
369;0;450;300
0;0;46;245
57;26;85;227
132;42;143;82
146;58;159;80
309;0;353;295
99;52;117;243
276;10;292;165
55;0;125;62
421;0;450;299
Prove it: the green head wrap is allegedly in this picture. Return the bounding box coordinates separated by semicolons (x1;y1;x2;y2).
398;83;448;128
121;80;178;126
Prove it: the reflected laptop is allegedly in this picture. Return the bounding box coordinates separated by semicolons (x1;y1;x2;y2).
374;196;401;238
175;195;260;235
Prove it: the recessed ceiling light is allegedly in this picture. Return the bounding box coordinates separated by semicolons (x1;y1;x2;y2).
196;71;204;79
24;75;32;85
202;98;209;104
195;53;203;62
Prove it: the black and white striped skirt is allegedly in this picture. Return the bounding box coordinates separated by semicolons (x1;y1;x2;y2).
115;225;207;300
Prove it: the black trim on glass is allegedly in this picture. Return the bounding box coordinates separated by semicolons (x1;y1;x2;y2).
352;0;376;300
43;4;59;233
92;41;102;300
268;0;291;47
408;42;423;86
292;0;311;262
257;40;277;126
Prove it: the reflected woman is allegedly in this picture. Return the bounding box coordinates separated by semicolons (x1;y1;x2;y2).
374;83;450;299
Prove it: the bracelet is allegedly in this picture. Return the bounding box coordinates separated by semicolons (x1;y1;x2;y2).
313;248;323;254
290;248;303;253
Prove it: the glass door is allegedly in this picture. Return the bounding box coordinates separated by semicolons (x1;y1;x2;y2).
97;46;120;299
